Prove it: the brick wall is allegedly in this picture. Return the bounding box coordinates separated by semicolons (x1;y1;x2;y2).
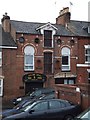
55;83;90;110
2;49;18;100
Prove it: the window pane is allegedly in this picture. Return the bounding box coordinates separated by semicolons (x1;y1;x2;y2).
62;66;69;70
86;49;90;54
0;88;1;94
25;55;33;64
49;101;60;109
61;47;70;55
24;46;34;71
25;66;33;70
69;80;74;84
0;52;2;66
24;46;34;54
44;52;52;73
44;30;52;47
85;56;90;62
61;47;70;71
0;80;3;96
62;56;68;65
0;52;2;59
64;79;68;84
85;49;90;62
89;73;90;79
33;102;48;111
88;56;90;62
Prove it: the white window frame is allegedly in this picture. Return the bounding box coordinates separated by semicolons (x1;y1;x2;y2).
0;79;3;96
84;45;90;64
87;69;90;83
24;46;34;71
64;79;74;84
0;51;2;67
61;47;70;71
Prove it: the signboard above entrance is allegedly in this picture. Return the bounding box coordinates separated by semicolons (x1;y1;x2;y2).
23;73;47;82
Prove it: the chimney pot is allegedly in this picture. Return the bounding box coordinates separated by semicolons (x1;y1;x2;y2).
5;12;8;16
1;13;11;32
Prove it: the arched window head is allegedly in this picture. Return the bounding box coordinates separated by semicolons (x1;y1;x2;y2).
61;47;70;55
61;47;70;71
24;46;34;55
24;46;34;71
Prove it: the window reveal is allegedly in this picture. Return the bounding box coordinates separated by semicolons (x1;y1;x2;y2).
44;30;52;47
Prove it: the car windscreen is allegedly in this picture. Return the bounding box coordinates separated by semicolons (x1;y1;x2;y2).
30;90;42;97
20;102;36;112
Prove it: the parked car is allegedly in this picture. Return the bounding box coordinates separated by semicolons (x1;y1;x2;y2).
2;99;82;120
74;107;90;120
0;93;56;119
12;88;55;105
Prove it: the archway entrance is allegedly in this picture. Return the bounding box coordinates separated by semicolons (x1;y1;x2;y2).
23;73;47;94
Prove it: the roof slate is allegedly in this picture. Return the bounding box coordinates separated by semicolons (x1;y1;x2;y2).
11;20;90;37
0;26;17;47
68;20;90;37
0;19;90;48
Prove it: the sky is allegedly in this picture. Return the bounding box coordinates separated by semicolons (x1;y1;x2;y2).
0;0;90;24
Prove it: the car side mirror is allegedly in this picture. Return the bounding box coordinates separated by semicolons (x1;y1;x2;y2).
29;109;35;114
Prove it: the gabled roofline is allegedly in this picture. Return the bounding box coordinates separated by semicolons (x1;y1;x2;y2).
36;22;58;31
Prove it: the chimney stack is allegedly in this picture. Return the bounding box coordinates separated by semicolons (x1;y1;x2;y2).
56;7;71;25
1;12;11;32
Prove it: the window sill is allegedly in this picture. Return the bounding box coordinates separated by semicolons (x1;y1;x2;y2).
85;62;90;64
43;46;53;49
61;70;71;72
24;69;34;72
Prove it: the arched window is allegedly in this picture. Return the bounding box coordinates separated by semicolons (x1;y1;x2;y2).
24;46;34;71
61;47;70;71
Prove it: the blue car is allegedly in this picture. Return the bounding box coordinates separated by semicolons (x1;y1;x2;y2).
12;88;55;105
0;93;56;119
1;99;82;120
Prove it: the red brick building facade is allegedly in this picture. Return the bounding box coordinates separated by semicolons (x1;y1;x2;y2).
0;7;90;101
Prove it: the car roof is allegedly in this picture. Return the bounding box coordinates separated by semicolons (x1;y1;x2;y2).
33;98;70;103
35;88;54;91
33;88;55;93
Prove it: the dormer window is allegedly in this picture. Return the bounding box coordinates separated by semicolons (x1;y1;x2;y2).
44;30;52;47
36;22;57;48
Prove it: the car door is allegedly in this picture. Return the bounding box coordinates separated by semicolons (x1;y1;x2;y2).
46;100;69;120
46;100;62;120
27;101;49;120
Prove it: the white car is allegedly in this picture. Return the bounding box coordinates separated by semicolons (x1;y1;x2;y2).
76;107;90;120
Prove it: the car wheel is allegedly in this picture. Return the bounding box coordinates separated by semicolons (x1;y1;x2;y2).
64;115;74;120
